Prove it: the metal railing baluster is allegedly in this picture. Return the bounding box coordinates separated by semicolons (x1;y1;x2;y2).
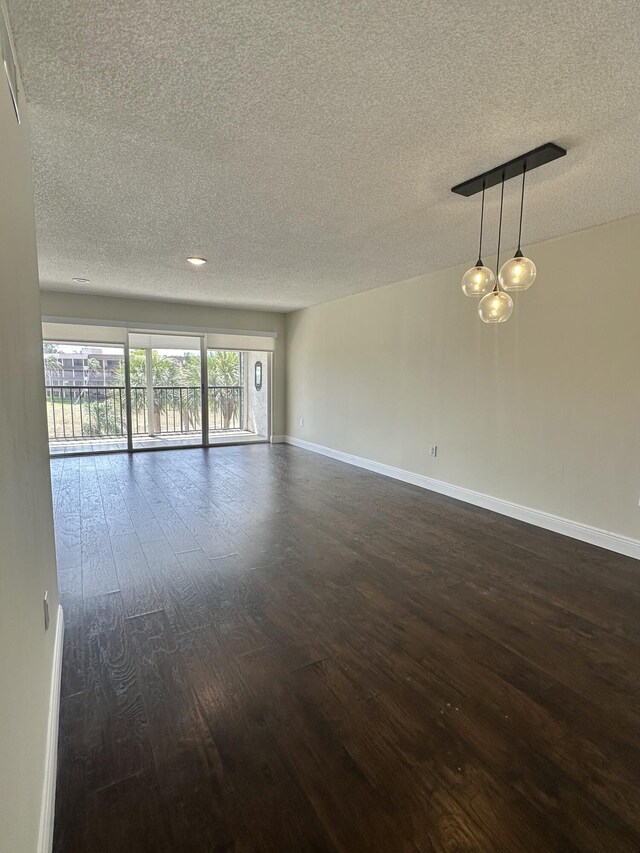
51;389;57;439
46;383;248;445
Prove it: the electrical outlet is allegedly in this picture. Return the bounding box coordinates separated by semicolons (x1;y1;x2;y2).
429;445;438;457
43;591;50;630
299;417;304;427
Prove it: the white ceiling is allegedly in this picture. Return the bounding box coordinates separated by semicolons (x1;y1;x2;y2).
7;0;640;312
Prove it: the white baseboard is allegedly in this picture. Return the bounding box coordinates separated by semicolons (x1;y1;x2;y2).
270;435;286;444
38;605;64;853
284;436;640;561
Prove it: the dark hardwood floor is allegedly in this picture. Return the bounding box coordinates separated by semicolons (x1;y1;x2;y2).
51;445;640;852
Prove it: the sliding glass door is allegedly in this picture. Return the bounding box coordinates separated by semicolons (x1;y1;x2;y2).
43;331;273;455
43;341;127;455
128;333;202;449
207;349;270;445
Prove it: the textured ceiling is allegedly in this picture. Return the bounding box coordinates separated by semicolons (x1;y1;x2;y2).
7;0;640;311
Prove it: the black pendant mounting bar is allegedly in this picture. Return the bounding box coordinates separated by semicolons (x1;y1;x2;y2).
451;142;567;197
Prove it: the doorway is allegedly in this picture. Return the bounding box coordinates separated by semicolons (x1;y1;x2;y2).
44;340;127;455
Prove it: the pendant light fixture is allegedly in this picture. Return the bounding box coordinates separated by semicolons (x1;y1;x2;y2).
461;183;495;297
499;165;536;291
451;142;566;325
478;175;513;324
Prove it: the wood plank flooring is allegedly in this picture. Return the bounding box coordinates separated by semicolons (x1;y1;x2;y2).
51;445;640;852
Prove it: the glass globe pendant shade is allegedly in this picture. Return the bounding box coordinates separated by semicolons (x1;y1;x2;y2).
499;252;536;291
478;289;513;323
461;263;496;297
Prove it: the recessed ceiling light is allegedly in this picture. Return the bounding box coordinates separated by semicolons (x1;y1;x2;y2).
187;256;207;266
72;277;91;284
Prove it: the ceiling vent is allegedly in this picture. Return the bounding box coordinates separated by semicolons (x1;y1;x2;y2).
1;6;19;123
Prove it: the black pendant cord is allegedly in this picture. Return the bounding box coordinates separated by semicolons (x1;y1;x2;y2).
494;175;505;291
476;183;486;266
515;165;526;257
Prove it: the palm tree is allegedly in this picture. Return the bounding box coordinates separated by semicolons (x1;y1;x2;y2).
115;350;185;433
43;353;62;385
84;357;102;385
110;348;243;435
208;350;240;386
177;350;242;430
180;353;202;430
207;350;241;430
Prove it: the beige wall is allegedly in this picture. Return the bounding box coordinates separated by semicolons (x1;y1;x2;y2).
286;214;640;541
40;291;287;437
0;25;59;853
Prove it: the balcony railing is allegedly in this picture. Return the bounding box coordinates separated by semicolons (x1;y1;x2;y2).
46;386;126;440
45;385;243;441
208;386;243;431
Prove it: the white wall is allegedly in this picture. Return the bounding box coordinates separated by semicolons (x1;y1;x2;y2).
0;17;59;852
40;291;287;437
286;213;640;543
